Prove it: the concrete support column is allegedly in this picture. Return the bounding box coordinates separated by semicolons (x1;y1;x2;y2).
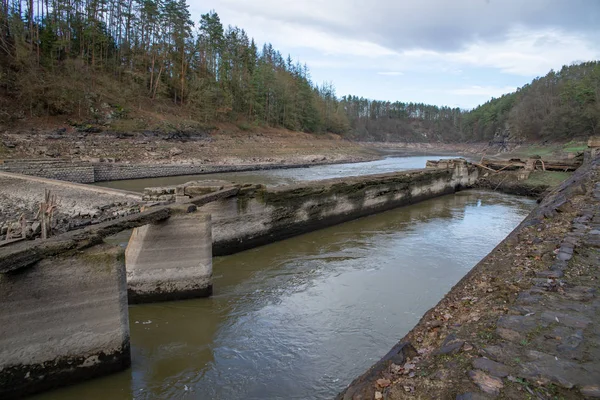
125;211;212;303
452;159;479;188
0;244;131;399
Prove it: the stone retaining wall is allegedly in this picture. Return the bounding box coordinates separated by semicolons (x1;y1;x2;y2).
93;163;214;182
0;160;95;183
0;159;341;183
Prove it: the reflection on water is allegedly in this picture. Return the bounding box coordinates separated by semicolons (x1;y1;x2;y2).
95;155;460;192
32;190;535;400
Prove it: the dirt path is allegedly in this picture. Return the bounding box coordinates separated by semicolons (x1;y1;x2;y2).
338;152;600;399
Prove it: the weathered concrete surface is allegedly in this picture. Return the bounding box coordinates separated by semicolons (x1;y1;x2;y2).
0;244;130;399
126;211;212;303
0;171;143;241
199;161;478;256
0;205;171;273
337;150;600;400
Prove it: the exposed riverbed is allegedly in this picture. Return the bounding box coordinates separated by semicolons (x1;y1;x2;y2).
95;155;459;191
31;189;535;400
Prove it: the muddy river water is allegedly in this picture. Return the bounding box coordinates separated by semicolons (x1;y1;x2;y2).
95;155;462;190
34;157;536;400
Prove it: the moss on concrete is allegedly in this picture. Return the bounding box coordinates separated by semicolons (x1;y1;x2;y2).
262;169;451;206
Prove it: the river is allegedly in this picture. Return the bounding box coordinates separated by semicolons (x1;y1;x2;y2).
33;156;536;400
94;155;460;190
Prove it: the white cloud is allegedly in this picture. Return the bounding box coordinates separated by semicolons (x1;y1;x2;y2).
447;27;599;76
187;1;600;107
448;85;518;97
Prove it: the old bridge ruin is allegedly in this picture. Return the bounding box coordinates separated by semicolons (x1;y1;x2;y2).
1;159;480;398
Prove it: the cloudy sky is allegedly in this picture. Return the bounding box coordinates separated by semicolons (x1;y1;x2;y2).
189;0;600;109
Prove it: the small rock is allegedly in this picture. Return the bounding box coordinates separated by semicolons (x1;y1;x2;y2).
536;270;563;278
550;260;568;271
170;147;183;156
468;369;503;395
480;345;504;361
472;357;510;378
374;391;383;400
434;333;465;355
541;311;591;329
564;286;596;301
428;320;443;329
556;329;584;356
556;251;572;261
581;385;600;398
390;363;402;374
376;378;391;388
497;315;538;333
431;369;450;380
518;351;597;389
558;245;574;255
496;328;521;342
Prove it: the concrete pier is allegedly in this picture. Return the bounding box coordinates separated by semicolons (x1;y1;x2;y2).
125;210;213;303
0;244;130;399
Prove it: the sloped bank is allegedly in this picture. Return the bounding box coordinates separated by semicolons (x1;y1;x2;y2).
337;150;600;400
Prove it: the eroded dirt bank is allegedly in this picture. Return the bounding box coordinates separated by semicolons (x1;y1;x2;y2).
0;127;379;165
338;151;600;399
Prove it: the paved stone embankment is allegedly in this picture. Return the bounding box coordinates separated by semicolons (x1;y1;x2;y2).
338;152;600;399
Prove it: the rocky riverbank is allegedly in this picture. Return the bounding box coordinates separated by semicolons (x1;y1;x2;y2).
0;127;379;165
338;150;600;399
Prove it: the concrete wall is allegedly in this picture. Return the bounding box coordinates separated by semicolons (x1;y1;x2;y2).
200;161;479;256
0;244;130;399
126;211;213;303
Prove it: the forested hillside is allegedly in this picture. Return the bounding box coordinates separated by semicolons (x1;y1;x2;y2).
461;62;600;142
1;0;598;143
340;96;463;142
0;3;347;133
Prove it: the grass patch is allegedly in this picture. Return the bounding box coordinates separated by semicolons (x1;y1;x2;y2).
509;145;560;158
562;140;587;153
563;144;587;153
507;141;586;158
524;171;572;187
237;121;254;131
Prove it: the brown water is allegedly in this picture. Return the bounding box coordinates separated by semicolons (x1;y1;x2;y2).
31;190;535;400
94;155;462;191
